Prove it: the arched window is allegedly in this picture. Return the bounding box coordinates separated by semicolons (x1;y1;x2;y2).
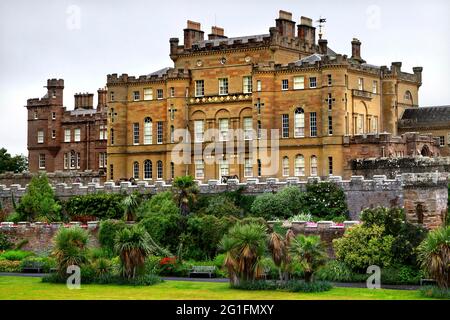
282;156;289;176
310;155;318;176
157;160;163;180
133;161;139;179
294;108;305;137
294;155;305;176
404;91;412;101
144;160;152;180
144;117;153;145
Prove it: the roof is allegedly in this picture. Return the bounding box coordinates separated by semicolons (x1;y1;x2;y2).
399;106;450;127
147;67;172;78
194;34;270;48
294;49;337;66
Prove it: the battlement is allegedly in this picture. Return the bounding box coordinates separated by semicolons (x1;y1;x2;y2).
107;69;190;86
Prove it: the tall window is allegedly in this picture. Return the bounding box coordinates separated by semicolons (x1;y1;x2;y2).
144;117;152;144
133;161;139;179
219;159;229;179
327;93;333;110
328;156;333;175
144;160;152;180
219;119;229;141
357;114;364;134
144;88;153;100
110;91;115;101
372;116;378;133
33;111;38;120
281;79;289;91
39;154;45;169
372;81;378;94
439;136;445;147
64;129;71;142
195;80;204;97
64;153;69;169
358;78;364;91
310;156;318;176
327;74;332;86
257;120;262;139
74;128;81;142
256;80;262;92
110;108;115;123
170;87;175;98
69;151;76;169
219;78;228;95
244;158;253;177
243;117;253;140
157;121;163;144
37;130;44;144
282;156;289;176
133;91;140;101
282;114;289;138
110;164;114;180
110;129;114;145
52;112;56;120
328;116;333;135
157;160;163;179
404;91;412;100
52;130;56;139
309;77;317;88
293;76;305;90
294;155;305;176
99;153;107;169
170;125;174;143
77;153;80;169
195;160;204;179
294;108;305;137
133;123;139;145
99;125;107;140
194;120;204;143
310;112;317;137
257;159;262;177
243;76;252;93
170;162;175;179
157;89;163;100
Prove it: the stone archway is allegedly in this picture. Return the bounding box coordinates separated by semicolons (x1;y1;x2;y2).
421;145;431;157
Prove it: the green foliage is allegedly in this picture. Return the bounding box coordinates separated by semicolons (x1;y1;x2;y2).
5;212;21;223
231;279;332;293
16;173;61;222
381;265;423;285
0;233;13;250
420;286;450;299
20;256;56;273
0;250;34;261
288;213;313;222
64;193;125;220
277;187;305;216
122;193;141;221
136;192;179;219
113;274;163;286
98;219;128;252
0;148;28;174
172;175;199;216
139;213;182;254
199;195;242;217
289;235;328;282
333;224;395;271
315;260;356;282
250;192;290;220
53;226;89;275
0;260;21;272
285;280;332;292
302;182;348;220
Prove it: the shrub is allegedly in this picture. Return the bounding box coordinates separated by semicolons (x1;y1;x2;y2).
200;195;242;217
139;213;182;254
6;212;21;223
381;265;422;285
250;193;290;220
0;260;21;272
0;233;13;251
114;274;162;286
333;224;395;271
302;182;348;220
20;256;56;273
232;279;332;293
15;173;62;222
0;250;34;261
98;220;128;252
289;213;313;222
285;280;332;292
277;186;305;217
172;175;199;216
53;226;89;275
420;286;450;299
64;193;125;221
136;192;179;219
315;260;354;282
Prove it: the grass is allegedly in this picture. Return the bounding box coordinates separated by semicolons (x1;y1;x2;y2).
0;276;434;300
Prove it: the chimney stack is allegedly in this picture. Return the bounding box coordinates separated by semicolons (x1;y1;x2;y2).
169;38;179;57
184;20;204;49
97;88;107;110
74;93;94;110
318;39;328;55
297;16;316;46
413;67;423;86
351;38;365;63
208;26;227;40
275;10;296;38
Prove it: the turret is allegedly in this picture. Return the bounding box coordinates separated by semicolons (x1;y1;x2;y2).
45;79;64;105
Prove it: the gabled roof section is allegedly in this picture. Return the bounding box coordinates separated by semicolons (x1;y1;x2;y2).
147;67;172;78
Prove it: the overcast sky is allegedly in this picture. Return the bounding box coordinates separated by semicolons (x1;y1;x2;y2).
0;0;449;156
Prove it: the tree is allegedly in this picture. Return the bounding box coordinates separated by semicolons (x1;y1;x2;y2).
53;227;89;276
0;148;28;174
302;182;348;220
219;223;267;286
171;176;198;216
16;173;61;222
121;193;140;221
417;226;450;289
268;227;295;282
250;193;290;220
289;235;328;283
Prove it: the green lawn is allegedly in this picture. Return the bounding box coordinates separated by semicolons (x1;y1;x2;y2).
0;276;431;300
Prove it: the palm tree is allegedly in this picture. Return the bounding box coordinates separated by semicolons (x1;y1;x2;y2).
268;228;295;282
53;226;89;276
289;235;328;283
418;226;450;289
172;175;198;216
114;225;153;279
122;193;140;221
219;223;267;286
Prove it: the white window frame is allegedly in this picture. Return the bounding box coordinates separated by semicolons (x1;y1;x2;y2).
99;125;107;140
144;160;152;180
256;80;262;92
64;153;69;169
219;119;229;141
243;76;252;94
282;157;289;177
310;112;317;137
243;117;253;140
294;108;305;138
195;80;205;97
52;130;56;139
358;78;364;91
144;118;153;145
293;76;305;90
310;156;318;176
219;78;228;96
157;89;163;100
52;112;56;120
133;123;139;145
64;129;71;142
133;161;139;179
194;120;204;143
282;114;289;138
244;158;253;177
170;87;175;98
195;160;205;179
309;77;317;89
144;88;153;101
74;128;81;142
372;81;378;94
133;91;140;101
218;159;229;179
157;121;163;144
294;155;305;177
37;130;44;144
157;161;163;180
281;79;289;91
38;154;45;169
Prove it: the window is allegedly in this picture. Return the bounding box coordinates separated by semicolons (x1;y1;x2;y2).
294;108;305;137
157;121;163;144
294;155;305;176
195;80;204;97
281;79;289;91
255;98;263;115
64;129;71;142
243;117;253;140
358;78;364;91
243;76;252;94
327;74;332;86
144;88;153;100
70;151;76;169
257;159;262;177
144;160;152;179
256;80;262;92
328;157;333;175
170;125;174;143
310;156;318;176
157;89;163;100
133;123;139;145
219;78;228;95
99;153;107;169
357;114;364;134
282;157;289;177
282;114;289;138
170;87;175;98
170;162;175;179
37;130;44;144
345;75;348;87
110;164;114;180
195;160;204;179
110;129;114;145
310;112;317;137
244;158;253;177
52;130;56;139
52;112;56;120
372;81;378;94
448;133;450;145
257;120;262;139
144;118;153;144
439;136;445;147
39;154;45;169
293;76;305;90
194;120;204;143
372;117;378;133
74;128;81;142
219;119;229;141
110;91;115;101
133;91;140;101
110;108;115;123
328;116;333;135
77;153;80;169
64;153;69;169
157;160;163;179
309;77;317;88
133;161;139;179
219;159;229;179
327;93;333;110
404;91;412;100
99;125;107;140
33;111;38;120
